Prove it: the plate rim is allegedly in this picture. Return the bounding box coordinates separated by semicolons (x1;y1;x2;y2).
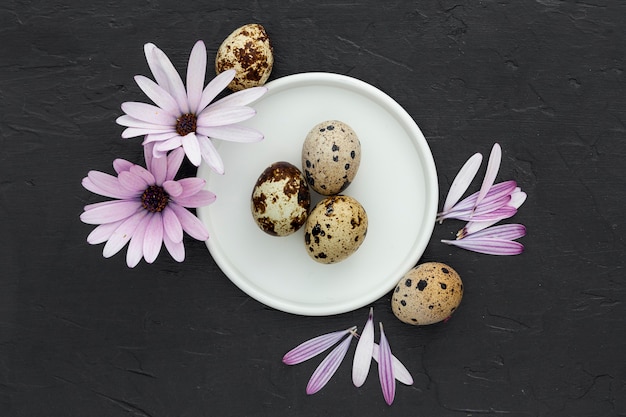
199;71;438;316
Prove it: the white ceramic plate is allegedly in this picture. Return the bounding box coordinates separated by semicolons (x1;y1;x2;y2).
197;72;438;316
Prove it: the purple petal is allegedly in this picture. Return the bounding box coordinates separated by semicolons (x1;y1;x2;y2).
198;136;225;175
197;106;256;127
102;210;149;258
462;223;526;241
186;40;207;114
460;190;526;237
168;202;209;241
441;238;524;255
134;75;180;115
372;344;413;386
86;220;124;245
306;334;353;395
143;131;180;144
126;212;151;268
442;152;482;214
196;124;264;143
474;143;501;211
163;180;183;197
142;211;163;263
283;326;356;365
441;180;517;220
352;307;374;387
151;44;190;114
129;164;156;186
83;171;138;199
149;148;168;186
144;43;170;94
121;102;177;126
172;190;216;208
80;200;142;225
112;158;134;174
121;127;172;139
153;136;183;154
162;206;184;243
197;69;236;111
118;170;149;194
208;86;267;110
166;148;185;181
163;231;185;262
378;323;395;405
175;177;206;199
181;132;202;167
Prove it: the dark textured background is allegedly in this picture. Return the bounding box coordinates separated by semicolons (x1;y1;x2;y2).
2;1;625;416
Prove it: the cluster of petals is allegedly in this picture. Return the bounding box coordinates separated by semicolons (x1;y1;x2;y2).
437;143;527;255
80;144;215;267
282;308;413;405
116;40;267;174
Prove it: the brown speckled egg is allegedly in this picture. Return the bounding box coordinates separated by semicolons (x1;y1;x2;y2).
215;23;274;91
304;195;367;264
251;162;310;236
392;262;463;325
302;120;361;196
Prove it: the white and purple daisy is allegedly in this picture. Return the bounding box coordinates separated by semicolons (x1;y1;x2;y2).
80;144;215;267
116;40;267;174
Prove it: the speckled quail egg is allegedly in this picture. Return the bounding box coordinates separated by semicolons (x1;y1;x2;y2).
391;262;463;325
304;195;367;264
251;162;310;236
215;23;274;91
302;120;361;196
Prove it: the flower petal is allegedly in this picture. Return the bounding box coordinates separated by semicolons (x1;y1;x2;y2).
163;231;185;262
181;132;202;167
118;170;149;194
372;343;413;386
80;200;142;225
168;202;209;241
163;180;183;197
172;190;216;208
442;152;482;215
143;211;163;263
83;171;138;199
186;40;207;114
166;148;185;181
144;43;170;94
282;326;356;365
197;69;236;111
474;143;501;212
116;114;172;130
102;210;149;258
130;164;156;186
197;106;256;127
134;75;180;115
149;147;168;186
196;124;264;143
462;223;526;241
121;102;177;126
150;44;190;114
441;237;524;255
162;206;184;243
86;220;124;245
175;177;206;199
208;86;267;110
143;131;180;144
112;158;134;174
306;334;353;395
377;323;396;405
198;135;225;175
153;136;183;154
126;212;151;268
460;190;527;237
352;307;374;387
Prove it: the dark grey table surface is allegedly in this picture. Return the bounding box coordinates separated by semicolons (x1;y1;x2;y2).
2;1;625;416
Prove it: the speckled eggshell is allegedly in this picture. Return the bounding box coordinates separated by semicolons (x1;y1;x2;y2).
302;120;361;196
392;262;463;325
251;162;310;237
215;23;274;91
304;195;367;264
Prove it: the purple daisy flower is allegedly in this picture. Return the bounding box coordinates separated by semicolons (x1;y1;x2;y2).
116;40;267;174
80;144;215;267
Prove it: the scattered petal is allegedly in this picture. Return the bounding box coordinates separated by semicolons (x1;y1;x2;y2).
473;143;501;212
372;344;413;386
283;326;356;365
442;152;482;215
377;323;396;405
352;307;374;387
306;334;353;395
442;237;524;255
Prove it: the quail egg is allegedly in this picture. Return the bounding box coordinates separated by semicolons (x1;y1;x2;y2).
392;262;463;325
215;23;274;91
251;161;310;236
302;120;361;195
304;195;367;264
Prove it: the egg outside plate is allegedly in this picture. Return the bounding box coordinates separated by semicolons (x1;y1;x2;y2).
196;72;438;316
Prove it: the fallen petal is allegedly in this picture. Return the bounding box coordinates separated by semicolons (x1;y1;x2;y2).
474;143;501;211
462;223;526;241
442;237;524;255
283;326;356;365
306;334;353;395
442;152;482;215
352;307;374;387
372;343;413;385
377;323;395;405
